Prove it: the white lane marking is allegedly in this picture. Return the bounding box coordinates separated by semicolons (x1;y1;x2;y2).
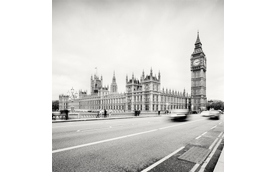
196;131;208;140
141;146;185;172
209;138;218;150
159;124;183;130
199;138;223;172
189;163;200;172
53;119;205;154
211;125;217;129
219;122;222;125
53;129;157;154
221;133;224;138
78;119;204;132
191;131;223;172
195;135;202;140
218;132;223;138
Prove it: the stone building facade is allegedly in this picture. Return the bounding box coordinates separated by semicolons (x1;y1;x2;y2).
57;32;211;112
59;69;191;112
59;94;69;110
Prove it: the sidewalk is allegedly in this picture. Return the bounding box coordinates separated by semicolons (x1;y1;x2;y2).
213;147;224;172
52;113;203;123
52;114;164;123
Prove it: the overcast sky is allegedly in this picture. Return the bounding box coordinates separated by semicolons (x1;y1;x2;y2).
52;0;224;101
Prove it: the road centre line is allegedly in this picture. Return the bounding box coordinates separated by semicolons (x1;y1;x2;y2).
141;146;185;172
53;119;205;154
159;123;183;130
196;131;208;139
195;135;202;140
211;125;217;129
78;123;182;133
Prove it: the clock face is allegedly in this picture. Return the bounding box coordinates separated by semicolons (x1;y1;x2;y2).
193;59;200;66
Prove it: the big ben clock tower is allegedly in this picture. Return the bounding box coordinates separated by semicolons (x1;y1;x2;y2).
191;32;207;111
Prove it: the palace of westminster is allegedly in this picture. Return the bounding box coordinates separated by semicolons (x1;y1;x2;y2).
59;33;207;112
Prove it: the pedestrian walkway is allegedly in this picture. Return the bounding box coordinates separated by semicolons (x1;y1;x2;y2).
213;147;224;172
52;114;164;123
52;113;203;123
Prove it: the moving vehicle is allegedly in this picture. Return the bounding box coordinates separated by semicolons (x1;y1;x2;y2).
201;111;210;117
169;109;189;121
209;110;220;120
218;110;224;114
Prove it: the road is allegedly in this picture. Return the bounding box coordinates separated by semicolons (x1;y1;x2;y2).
52;114;224;172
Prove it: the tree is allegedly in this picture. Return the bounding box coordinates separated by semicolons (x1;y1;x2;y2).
52;100;59;111
207;100;224;111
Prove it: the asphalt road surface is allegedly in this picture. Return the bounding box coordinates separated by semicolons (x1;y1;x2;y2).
52;114;224;172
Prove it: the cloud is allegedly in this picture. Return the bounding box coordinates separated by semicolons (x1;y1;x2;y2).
52;0;224;101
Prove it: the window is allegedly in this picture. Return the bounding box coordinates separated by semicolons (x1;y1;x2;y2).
145;105;149;111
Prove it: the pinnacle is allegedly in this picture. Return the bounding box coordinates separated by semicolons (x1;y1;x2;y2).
195;31;201;44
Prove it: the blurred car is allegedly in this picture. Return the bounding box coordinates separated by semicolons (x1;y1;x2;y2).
209;110;220;120
164;110;170;114
201;111;210;117
169;109;189;121
190;110;198;114
218;110;224;114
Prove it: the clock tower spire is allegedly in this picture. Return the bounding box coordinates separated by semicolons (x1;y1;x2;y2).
190;31;207;111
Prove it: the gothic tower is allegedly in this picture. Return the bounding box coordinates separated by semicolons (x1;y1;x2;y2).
91;74;103;94
191;32;207;111
110;71;118;93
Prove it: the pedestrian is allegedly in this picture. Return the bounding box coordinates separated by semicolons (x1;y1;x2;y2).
99;110;103;118
64;110;69;120
109;110;112;117
104;109;107;118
